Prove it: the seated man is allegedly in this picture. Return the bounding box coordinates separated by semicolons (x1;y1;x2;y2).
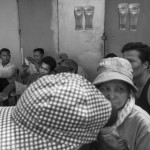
20;48;44;82
0;56;56;103
0;48;17;92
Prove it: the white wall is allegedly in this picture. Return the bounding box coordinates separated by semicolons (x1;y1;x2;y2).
18;0;105;81
19;0;105;80
105;0;150;56
0;0;21;68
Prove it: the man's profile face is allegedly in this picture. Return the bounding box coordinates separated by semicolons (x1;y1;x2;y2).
123;49;145;79
0;51;10;65
39;62;50;75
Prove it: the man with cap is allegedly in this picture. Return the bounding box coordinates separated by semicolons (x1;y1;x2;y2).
0;73;113;150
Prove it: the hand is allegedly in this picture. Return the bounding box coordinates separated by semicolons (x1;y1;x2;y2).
22;64;29;71
98;129;129;150
26;57;35;64
0;93;8;101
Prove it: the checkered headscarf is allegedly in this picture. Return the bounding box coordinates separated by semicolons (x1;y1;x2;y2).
0;73;112;150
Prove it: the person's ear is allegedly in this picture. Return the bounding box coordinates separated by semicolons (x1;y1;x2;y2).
143;61;149;69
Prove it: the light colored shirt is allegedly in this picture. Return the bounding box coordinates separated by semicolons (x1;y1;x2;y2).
0;60;17;79
118;105;150;150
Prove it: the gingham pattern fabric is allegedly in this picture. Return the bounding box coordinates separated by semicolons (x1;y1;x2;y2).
0;73;112;150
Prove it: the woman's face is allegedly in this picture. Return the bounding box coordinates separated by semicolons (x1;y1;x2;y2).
97;80;130;110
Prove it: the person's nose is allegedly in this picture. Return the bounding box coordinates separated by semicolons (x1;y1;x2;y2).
41;68;44;73
107;90;116;100
3;56;7;60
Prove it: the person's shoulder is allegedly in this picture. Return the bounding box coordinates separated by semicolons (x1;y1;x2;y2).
129;105;150;124
133;105;150;116
119;105;150;137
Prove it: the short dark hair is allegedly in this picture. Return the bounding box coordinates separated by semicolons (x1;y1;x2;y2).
121;42;150;63
62;59;78;73
0;48;10;55
33;48;44;55
42;56;56;72
104;53;117;58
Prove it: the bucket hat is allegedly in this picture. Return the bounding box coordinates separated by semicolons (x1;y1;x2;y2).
93;57;137;92
0;73;112;150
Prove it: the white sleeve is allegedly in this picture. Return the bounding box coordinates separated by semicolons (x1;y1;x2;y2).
0;65;17;78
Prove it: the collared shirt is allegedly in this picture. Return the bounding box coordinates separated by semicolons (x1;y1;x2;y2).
0;60;17;79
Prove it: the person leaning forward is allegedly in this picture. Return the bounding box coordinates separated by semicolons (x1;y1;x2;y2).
0;73;114;150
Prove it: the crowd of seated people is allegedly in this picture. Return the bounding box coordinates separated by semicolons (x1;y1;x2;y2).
0;55;56;106
0;49;88;106
0;45;150;150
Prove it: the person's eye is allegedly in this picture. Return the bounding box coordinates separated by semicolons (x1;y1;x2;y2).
128;59;136;63
99;86;108;91
116;87;126;92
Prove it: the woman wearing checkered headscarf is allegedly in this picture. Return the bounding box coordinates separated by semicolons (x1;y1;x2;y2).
0;73;113;150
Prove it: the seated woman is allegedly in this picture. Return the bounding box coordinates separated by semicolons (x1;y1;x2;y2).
92;57;150;150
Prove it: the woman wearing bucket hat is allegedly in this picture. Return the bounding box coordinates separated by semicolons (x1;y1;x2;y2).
0;73;115;150
93;57;150;150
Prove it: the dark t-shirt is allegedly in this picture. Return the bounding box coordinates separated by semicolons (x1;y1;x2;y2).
136;78;150;114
